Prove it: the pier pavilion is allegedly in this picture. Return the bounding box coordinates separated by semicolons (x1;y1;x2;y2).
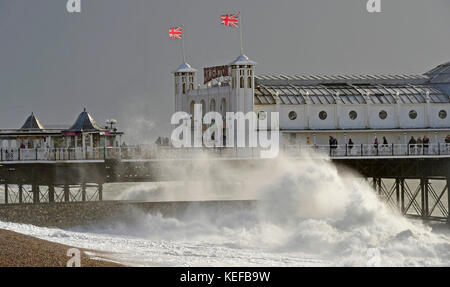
174;56;450;149
0;109;123;161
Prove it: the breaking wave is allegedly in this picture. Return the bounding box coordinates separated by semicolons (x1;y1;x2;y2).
1;153;449;266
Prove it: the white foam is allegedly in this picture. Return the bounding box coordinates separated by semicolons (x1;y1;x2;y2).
1;153;449;266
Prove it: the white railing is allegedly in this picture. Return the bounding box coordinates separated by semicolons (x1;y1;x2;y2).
1;143;450;162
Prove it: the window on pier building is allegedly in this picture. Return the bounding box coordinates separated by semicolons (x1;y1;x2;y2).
247;77;252;88
200;100;206;117
240;77;244;88
409;110;418;120
182;83;186;94
210;99;216;112
349;111;358;120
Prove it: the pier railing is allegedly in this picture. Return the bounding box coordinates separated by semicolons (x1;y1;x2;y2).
0;143;450;162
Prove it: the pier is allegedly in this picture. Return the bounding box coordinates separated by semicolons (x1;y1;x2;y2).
0;145;449;223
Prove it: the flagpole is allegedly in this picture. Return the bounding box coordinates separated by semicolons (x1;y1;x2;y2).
239;12;244;55
181;36;186;63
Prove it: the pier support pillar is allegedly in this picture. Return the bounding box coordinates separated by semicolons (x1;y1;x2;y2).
377;178;382;196
447;175;450;225
400;179;405;215
48;185;55;203
395;178;400;208
420;179;429;218
32;184;39;203
64;184;70;202
81;183;86;202
98;183;103;201
4;184;8;205
424;179;429;217
18;184;23;204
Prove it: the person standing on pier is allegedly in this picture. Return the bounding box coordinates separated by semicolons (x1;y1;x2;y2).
409;136;417;154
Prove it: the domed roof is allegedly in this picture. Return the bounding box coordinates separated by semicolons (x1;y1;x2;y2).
21;112;44;130
68;108;102;131
229;54;257;66
173;62;197;73
425;61;450;83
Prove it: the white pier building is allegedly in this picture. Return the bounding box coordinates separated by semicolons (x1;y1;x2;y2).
173;56;450;151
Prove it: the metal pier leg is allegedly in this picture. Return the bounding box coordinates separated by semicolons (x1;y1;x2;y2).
377;178;382;196
98;183;103;201
64;184;70;202
447;175;450;225
4;183;8;205
48;185;55;203
401;179;405;215
420;179;425;218
395;178;400;209
372;178;377;192
81;183;86;202
424;179;429;218
32;184;39;203
18;184;23;204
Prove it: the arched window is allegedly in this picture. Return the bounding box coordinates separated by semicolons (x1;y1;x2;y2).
247;77;252;88
189;83;193;90
190;101;195;116
210;99;216;112
220;98;226;118
200;100;206;117
182;83;186;94
240;77;244;88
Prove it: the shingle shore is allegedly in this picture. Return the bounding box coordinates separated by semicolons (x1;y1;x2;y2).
0;229;123;267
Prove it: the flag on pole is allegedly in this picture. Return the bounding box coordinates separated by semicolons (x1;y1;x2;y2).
220;13;239;28
169;26;183;39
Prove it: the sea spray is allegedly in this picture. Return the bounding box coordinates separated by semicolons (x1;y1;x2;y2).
1;151;449;266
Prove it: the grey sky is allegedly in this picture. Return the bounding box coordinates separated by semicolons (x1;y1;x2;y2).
0;0;449;143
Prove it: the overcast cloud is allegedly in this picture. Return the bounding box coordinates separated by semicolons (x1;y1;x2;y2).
0;0;449;142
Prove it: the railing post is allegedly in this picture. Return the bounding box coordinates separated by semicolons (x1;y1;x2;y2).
361;144;363;156
392;143;394;156
345;144;348;156
18;148;20;161
35;148;38;160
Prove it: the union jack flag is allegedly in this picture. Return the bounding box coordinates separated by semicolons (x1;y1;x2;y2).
220;13;239;28
169;26;183;39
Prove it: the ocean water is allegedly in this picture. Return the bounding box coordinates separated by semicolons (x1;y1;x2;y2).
1;154;449;266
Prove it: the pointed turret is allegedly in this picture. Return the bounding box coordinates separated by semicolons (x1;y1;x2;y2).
21;112;44;130
68;108;102;131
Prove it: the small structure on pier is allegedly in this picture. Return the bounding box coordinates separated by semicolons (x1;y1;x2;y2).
0;109;123;160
